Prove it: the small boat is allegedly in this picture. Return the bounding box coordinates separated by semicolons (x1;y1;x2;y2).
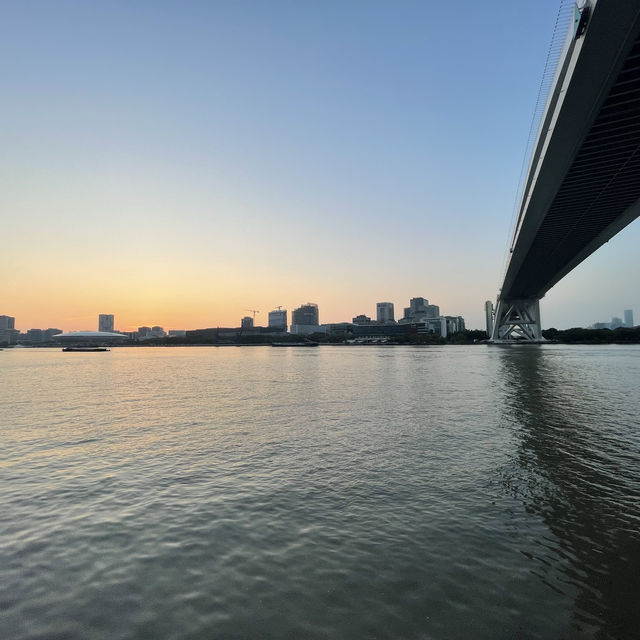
62;346;110;352
271;341;319;347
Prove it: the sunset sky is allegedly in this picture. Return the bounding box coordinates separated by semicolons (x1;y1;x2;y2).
2;0;639;332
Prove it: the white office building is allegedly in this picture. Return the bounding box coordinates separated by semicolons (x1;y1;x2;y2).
485;300;494;337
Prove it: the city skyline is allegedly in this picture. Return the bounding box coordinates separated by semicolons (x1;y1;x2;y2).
8;298;636;340
1;293;467;334
2;1;639;331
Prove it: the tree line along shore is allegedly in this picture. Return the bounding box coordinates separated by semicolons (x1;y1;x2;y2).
5;327;640;348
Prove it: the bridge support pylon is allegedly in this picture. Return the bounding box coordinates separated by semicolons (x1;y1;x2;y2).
490;298;545;343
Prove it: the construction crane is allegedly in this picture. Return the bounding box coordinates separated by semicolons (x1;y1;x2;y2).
244;309;260;319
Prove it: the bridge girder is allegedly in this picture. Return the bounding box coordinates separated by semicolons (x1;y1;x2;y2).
491;0;640;342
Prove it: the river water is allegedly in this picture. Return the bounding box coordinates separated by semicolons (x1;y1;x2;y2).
1;345;639;639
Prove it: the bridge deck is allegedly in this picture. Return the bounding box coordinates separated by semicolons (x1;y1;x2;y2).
502;1;640;301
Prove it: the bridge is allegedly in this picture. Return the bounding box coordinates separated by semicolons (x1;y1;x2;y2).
490;0;640;341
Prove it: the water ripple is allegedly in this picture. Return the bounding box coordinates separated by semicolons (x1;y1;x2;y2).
1;345;639;639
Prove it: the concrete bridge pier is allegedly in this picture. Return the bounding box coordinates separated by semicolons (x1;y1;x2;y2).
490;298;544;343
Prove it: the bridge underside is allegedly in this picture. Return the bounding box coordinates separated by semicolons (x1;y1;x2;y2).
507;30;640;301
493;1;640;342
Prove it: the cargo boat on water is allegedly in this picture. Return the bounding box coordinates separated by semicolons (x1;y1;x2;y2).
62;346;110;352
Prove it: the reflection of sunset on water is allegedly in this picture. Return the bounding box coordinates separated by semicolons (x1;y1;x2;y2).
3;345;639;638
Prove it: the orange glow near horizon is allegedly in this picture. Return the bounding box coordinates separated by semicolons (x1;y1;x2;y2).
4;229;482;331
6;248;477;331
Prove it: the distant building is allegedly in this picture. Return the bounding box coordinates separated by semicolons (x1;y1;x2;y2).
0;315;17;345
401;297;439;322
44;328;62;341
624;309;634;327
485;301;494;337
352;314;372;324
376;302;395;324
268;309;287;328
395;297;465;336
25;329;44;343
290;303;320;334
54;331;127;346
138;326;151;339
443;316;466;337
168;330;186;338
352;324;409;339
321;323;351;334
136;326;165;340
99;314;114;333
292;303;319;325
591;322;610;330
241;316;254;329
408;297;427;316
186;326;284;342
0;315;15;330
611;316;623;329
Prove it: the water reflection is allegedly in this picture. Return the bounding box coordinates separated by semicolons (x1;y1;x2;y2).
496;346;640;639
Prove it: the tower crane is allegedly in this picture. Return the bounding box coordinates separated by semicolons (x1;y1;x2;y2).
244;309;260;319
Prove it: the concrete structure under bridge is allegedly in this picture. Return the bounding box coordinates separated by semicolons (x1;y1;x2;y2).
490;0;640;341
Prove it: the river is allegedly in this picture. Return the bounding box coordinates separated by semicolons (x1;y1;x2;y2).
1;345;639;639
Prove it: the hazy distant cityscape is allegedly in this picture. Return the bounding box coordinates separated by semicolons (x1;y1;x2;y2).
0;297;467;345
589;309;634;330
2;301;637;347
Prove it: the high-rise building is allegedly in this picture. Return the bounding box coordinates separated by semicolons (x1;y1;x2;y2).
268;309;287;328
376;302;395;324
292;303;319;326
241;316;254;329
402;298;439;321
409;297;428;315
624;309;634;327
0;315;17;345
99;314;114;332
611;316;623;329
290;303;320;334
0;315;15;330
485;300;494;337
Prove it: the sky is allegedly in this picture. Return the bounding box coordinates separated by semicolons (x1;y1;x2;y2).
2;0;639;332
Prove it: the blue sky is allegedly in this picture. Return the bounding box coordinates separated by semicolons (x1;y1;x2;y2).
1;0;637;330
